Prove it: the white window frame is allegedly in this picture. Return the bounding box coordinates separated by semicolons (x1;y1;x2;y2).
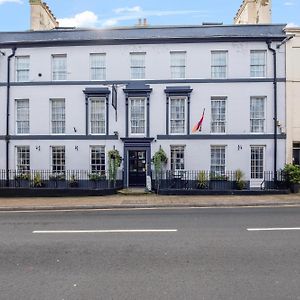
89;97;106;135
170;51;186;79
250;145;265;180
90;53;106;81
130;52;146;80
210;145;226;176
250;96;266;133
211;97;227;133
169;96;187;135
15;99;30;135
51;146;66;174
211;51;227;79
50;98;65;134
170;145;185;171
15;146;30;172
15;56;30;82
250;50;267;78
129;97;147;136
52;54;67;81
90;145;106;175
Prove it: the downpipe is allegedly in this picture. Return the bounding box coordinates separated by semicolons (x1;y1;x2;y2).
6;47;16;187
266;41;277;185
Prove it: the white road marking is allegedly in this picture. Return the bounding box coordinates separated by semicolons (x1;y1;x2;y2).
247;227;300;231
33;229;178;234
1;204;300;214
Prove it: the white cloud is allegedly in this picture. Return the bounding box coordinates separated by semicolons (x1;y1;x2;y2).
56;7;208;29
0;0;22;4
114;6;142;14
102;7;207;27
58;11;99;28
286;22;299;28
284;1;294;6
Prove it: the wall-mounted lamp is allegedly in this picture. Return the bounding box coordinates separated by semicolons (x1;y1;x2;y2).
75;146;79;151
35;146;41;151
0;51;5;56
73;127;77;133
238;145;243;151
113;131;118;136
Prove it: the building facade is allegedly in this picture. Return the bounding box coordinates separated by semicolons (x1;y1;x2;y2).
285;27;300;165
0;24;286;187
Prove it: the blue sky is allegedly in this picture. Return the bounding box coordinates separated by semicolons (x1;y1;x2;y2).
0;0;299;31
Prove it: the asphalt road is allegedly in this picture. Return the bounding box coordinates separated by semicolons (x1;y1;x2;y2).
0;207;300;300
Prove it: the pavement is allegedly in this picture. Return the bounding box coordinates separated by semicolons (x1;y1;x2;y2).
0;192;300;211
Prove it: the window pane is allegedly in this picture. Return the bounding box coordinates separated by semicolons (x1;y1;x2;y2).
90;146;106;174
52;55;67;80
130;98;145;134
16;56;30;82
250;50;266;77
16;146;30;172
170;97;186;134
90;53;106;80
250;97;265;133
130;53;145;79
51;146;65;173
170;52;186;79
251;146;264;179
90;97;106;134
211;146;226;175
51;99;65;134
170;146;185;171
211;98;226;133
211;51;227;79
16;99;29;134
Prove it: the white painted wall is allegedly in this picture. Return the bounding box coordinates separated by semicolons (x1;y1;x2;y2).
5;41;285;82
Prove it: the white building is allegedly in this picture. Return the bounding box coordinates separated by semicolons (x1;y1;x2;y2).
0;24;287;187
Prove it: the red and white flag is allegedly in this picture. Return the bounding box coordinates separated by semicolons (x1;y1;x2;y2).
192;108;205;133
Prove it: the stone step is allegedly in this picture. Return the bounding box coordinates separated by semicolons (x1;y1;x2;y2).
118;188;151;196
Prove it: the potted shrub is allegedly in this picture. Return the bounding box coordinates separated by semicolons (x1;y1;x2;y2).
69;174;79;188
234;169;246;190
88;173;106;188
14;172;31;188
197;171;208;189
49;173;66;188
283;164;300;193
33;172;44;188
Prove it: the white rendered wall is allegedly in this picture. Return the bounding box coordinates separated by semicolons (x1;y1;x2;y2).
0;40;286;180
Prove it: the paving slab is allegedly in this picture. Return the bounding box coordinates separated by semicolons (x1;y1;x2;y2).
0;193;300;211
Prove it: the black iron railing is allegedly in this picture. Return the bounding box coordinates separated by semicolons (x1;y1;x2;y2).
0;170;123;190
153;170;288;191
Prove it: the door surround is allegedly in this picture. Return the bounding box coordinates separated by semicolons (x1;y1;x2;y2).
121;138;153;188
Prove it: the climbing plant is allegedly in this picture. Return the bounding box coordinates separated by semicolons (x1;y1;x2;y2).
152;147;168;175
108;149;122;181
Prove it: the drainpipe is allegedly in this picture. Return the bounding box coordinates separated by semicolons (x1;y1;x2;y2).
266;41;277;184
6;47;16;187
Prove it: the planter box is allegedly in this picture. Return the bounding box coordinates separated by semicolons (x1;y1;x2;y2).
209;180;231;190
290;183;300;193
47;180;67;189
15;180;30;188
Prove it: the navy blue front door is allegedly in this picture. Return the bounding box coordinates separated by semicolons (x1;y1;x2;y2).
129;150;146;187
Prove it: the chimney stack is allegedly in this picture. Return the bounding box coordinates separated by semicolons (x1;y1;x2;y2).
29;0;59;30
136;18;149;27
234;0;272;24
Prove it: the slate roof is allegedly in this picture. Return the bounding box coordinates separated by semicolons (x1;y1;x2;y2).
0;24;286;47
